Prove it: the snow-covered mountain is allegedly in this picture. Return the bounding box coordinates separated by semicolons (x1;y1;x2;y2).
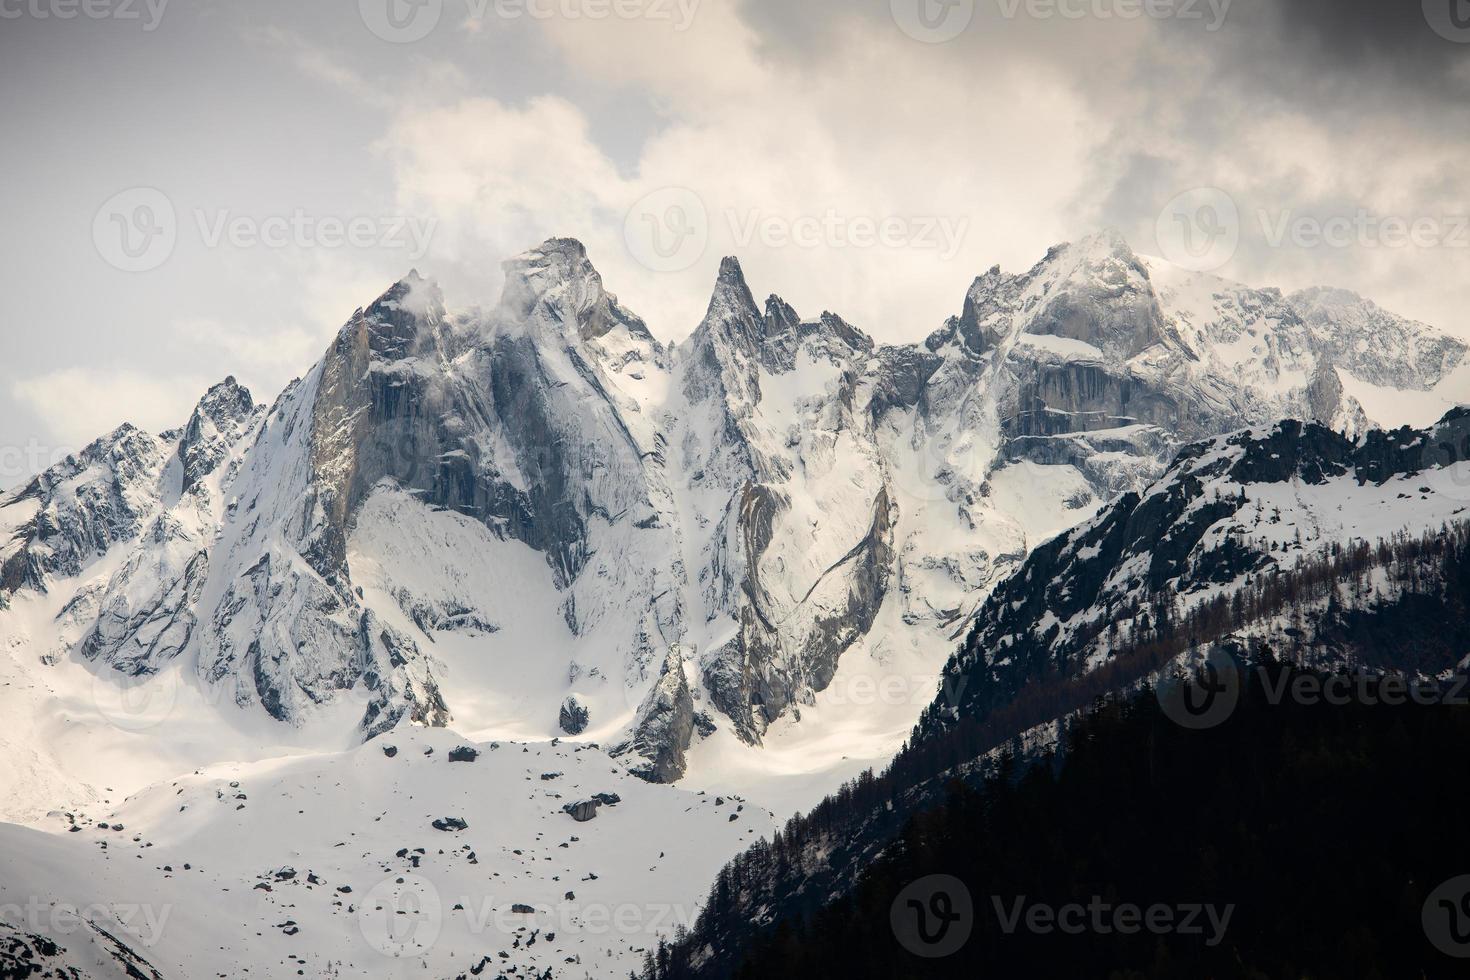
3;231;1469;979
919;409;1470;743
2;232;1465;793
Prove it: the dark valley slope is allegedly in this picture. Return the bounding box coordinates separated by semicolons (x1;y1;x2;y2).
640;411;1470;978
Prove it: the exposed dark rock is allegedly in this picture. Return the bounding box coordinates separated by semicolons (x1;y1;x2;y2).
562;800;600;822
616;647;694;782
558;695;590;735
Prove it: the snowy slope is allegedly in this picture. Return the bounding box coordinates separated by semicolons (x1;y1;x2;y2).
0;726;772;979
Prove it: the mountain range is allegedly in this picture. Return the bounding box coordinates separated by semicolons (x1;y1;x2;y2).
2;231;1468;978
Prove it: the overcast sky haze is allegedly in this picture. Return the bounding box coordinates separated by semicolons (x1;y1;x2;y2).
2;0;1469;485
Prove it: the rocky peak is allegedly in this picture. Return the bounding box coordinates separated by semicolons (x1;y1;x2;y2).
178;377;257;492
696;256;763;346
349;271;448;362
716;254;754;296
1288;284;1467;391
1290;284;1370;313
933;265;1010;356
682;257;770;407
1021;231;1164;359
0;421;169;598
192;376;254;418
499;237;653;344
762;294;800;340
691;262;872;377
809;311;873;353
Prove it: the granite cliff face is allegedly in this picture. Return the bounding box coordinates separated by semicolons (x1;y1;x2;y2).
2;232;1464;780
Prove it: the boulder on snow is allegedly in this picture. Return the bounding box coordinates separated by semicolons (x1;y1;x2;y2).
562;800;600;822
431;816;468;832
447;745;479;763
558;695;590;735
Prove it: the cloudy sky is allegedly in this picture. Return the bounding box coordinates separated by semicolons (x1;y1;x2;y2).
2;0;1468;484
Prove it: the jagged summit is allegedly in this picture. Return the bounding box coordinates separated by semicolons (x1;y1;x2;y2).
697;255;762;336
337;271;449;363
178;376;257;492
499;237;654;343
691;257;874;377
716;254;750;289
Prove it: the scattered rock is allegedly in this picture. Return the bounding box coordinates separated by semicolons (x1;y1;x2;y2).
432;817;469;832
561;800;600;822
